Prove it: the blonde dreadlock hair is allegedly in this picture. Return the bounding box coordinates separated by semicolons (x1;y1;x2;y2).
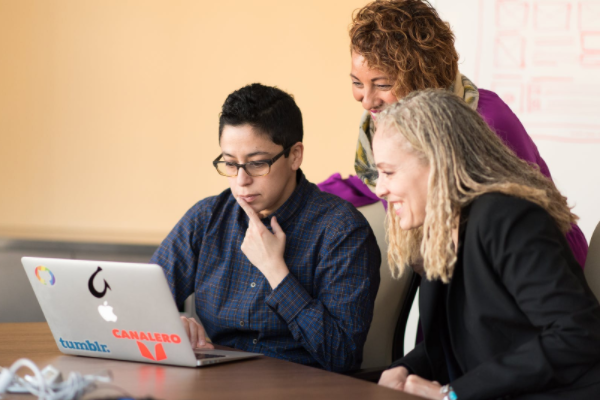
376;90;577;283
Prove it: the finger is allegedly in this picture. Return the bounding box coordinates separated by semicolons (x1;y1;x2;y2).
403;377;418;394
180;316;191;346
194;321;214;349
188;319;198;349
379;378;400;391
193;319;207;347
271;216;285;239
237;197;263;227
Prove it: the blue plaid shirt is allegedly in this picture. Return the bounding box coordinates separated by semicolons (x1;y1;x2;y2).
151;171;380;372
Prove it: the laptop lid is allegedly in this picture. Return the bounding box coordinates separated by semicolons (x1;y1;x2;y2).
21;257;260;367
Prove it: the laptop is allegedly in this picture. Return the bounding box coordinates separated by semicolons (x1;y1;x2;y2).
21;257;262;367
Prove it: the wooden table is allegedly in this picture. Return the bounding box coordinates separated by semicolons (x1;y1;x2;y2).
0;323;421;399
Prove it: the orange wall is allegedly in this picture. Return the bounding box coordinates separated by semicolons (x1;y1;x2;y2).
0;0;369;244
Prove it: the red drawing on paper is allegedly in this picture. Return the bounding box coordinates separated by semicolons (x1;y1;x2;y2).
494;35;526;68
526;81;599;115
581;32;600;53
533;2;571;31
496;0;529;30
476;0;600;143
532;37;576;67
580;53;600;67
580;32;600;67
579;1;600;30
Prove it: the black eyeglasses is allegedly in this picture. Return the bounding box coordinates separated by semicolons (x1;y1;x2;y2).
213;146;292;177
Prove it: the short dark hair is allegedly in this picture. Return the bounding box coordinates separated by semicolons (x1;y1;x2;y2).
218;83;303;156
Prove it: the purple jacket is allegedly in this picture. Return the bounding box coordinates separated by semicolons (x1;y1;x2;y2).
320;89;588;268
477;89;588;268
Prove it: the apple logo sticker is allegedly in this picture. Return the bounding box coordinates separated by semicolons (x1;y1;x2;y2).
98;301;118;322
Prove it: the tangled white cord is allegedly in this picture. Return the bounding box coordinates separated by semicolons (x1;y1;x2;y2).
0;358;111;400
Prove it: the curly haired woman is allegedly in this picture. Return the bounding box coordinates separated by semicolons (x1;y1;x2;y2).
374;89;600;400
348;0;588;267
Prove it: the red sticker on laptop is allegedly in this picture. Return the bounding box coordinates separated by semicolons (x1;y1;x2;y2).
137;341;168;361
113;329;182;361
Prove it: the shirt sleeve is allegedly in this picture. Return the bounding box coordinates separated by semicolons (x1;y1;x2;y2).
265;220;381;373
451;197;600;400
150;202;204;308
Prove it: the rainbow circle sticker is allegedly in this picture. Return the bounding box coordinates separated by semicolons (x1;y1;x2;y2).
35;266;56;286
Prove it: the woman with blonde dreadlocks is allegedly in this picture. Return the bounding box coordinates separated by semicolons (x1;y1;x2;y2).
348;0;588;267
373;90;600;400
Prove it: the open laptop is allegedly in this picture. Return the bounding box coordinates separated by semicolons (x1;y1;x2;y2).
21;257;262;367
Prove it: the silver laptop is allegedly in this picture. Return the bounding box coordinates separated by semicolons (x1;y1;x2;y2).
21;257;262;367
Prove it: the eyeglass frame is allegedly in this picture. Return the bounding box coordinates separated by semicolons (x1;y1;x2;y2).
212;145;293;177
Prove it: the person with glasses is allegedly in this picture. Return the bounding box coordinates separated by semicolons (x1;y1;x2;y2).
150;83;381;372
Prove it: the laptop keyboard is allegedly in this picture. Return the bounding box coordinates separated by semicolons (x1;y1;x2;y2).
194;352;227;360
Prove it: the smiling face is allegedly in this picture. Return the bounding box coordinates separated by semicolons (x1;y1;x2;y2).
373;125;430;231
351;52;399;121
219;124;303;218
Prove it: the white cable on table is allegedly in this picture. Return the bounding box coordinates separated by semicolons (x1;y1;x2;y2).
0;358;112;400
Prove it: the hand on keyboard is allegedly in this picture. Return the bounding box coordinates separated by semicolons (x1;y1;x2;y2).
180;316;214;349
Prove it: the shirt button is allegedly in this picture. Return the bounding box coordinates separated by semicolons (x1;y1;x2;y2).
240;321;244;327
250;282;256;288
253;339;258;344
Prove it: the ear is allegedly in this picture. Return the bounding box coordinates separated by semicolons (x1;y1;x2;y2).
289;142;304;171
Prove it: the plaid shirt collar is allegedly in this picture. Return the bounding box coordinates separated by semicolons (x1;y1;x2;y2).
236;169;310;228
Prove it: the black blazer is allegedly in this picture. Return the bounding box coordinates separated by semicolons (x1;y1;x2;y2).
392;193;600;400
